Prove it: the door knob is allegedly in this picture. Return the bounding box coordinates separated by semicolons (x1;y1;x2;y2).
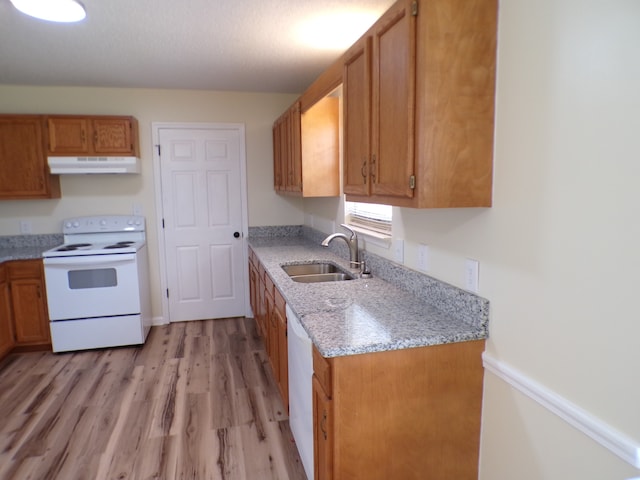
233;231;240;238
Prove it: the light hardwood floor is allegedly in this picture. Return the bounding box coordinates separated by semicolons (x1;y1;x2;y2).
0;318;308;480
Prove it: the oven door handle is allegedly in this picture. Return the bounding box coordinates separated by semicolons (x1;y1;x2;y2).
43;253;137;267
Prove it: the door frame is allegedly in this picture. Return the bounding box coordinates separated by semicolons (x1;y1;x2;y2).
152;122;251;324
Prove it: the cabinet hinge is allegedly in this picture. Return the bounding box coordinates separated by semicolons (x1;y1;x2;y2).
409;175;416;189
411;0;418;16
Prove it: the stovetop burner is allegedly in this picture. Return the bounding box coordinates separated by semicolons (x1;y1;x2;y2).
104;241;135;249
56;243;92;251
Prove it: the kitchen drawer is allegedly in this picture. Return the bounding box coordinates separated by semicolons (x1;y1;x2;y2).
7;259;43;279
313;345;332;396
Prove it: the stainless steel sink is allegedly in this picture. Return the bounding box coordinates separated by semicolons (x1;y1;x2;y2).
282;262;353;283
282;263;340;276
290;272;353;283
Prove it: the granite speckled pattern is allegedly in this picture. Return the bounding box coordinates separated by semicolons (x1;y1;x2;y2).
249;228;490;358
0;234;63;263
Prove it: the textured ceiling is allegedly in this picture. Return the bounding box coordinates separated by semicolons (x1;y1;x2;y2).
0;0;395;93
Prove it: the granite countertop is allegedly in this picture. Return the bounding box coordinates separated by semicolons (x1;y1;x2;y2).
0;234;63;263
249;234;489;358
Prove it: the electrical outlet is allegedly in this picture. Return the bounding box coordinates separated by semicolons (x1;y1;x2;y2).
417;244;429;272
20;220;33;234
392;238;404;263
464;258;480;293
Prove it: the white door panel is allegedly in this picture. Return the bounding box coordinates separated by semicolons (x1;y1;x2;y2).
159;126;246;322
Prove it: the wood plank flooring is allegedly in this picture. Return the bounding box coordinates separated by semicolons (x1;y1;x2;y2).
0;317;308;480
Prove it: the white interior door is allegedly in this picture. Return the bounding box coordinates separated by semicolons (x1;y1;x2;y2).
158;125;247;322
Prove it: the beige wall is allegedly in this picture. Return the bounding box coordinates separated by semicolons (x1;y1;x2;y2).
304;0;640;477
0;86;303;321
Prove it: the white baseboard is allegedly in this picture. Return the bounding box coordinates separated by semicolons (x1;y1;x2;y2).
151;316;168;326
482;352;640;469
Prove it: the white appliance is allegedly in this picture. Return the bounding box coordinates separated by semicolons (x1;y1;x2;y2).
287;304;314;480
48;156;140;174
43;215;152;353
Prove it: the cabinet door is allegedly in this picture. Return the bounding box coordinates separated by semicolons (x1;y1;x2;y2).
0;267;15;359
313;375;333;480
343;36;372;196
371;0;417;199
274;297;288;409
249;262;258;321
272;118;284;191
92;117;136;155
266;293;279;379
256;268;267;339
0;116;61;199
286;103;302;193
9;260;51;348
47;117;90;154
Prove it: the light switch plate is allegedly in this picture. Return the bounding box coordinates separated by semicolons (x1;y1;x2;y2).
465;258;479;293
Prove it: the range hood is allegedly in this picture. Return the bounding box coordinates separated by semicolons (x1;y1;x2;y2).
48;156;140;174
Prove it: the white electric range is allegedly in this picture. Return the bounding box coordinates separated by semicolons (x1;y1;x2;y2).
42;215;152;353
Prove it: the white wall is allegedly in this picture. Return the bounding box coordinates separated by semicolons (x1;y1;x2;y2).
304;0;640;477
0;85;303;321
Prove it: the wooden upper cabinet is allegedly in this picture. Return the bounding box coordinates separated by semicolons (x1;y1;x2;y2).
273;104;302;194
344;0;417;203
273;57;342;199
344;0;497;208
0;115;61;200
343;36;372;196
47;115;139;157
371;0;416;199
273;97;340;198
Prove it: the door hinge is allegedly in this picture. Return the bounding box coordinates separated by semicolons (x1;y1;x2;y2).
156;144;161;156
166;288;169;298
411;0;418;16
162;218;165;228
409;175;416;189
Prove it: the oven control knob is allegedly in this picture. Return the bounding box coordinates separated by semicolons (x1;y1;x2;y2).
64;222;72;228
100;220;108;226
72;221;80;228
127;219;134;225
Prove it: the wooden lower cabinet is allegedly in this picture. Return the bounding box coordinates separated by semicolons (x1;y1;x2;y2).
248;248;288;410
0;264;15;359
312;340;485;479
7;260;51;350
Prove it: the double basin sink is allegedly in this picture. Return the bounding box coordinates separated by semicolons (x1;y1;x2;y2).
282;262;354;283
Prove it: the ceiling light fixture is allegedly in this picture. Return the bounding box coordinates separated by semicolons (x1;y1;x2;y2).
10;0;86;23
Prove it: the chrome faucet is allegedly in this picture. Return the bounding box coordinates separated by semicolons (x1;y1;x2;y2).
321;224;360;269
